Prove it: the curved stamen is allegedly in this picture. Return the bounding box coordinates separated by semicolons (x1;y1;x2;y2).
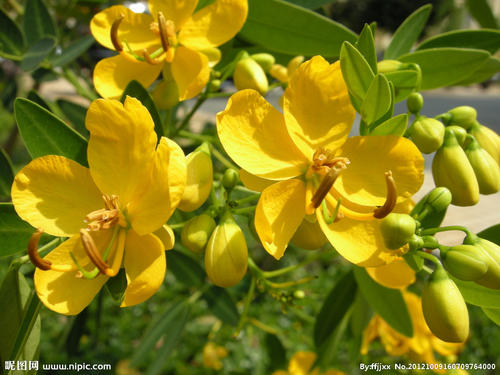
111;14;125;52
28;229;52;271
157;12;170;53
105;230;126;277
310;162;347;209
80;229;109;275
373;171;397;219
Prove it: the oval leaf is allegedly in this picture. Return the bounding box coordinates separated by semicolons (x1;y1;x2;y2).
340;42;375;105
482;307;500;326
353;267;413;337
51;35;95;67
0;149;14;198
360;74;391;126
370;114;408;136
453;277;500;308
203;286;239;326
167;250;205;288
466;0;498;29
56;99;89;138
356;24;377;73
478;224;500;245
23;0;57;46
456;56;500;86
21;36;56;71
418;29;500;55
0;8;25;57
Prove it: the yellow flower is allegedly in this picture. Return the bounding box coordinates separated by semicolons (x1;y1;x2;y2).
90;0;248;100
216;56;424;270
11;97;186;315
269;55;305;83
272;351;345;375
202;342;228;370
361;291;465;374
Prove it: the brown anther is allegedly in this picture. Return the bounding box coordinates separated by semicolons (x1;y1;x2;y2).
311;163;348;209
373;171;398;219
157;12;170;53
85;195;122;231
111;14;125;51
80;229;109;275
28;228;52;271
311;148;350;175
143;49;163;65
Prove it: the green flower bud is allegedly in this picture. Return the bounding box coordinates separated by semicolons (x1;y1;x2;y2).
181;214;217;253
422;266;469;342
377;59;403;73
205;212;248;287
250;53;275;72
465;136;500;195
152;79;179;110
432;128;479;206
406;92;424;114
464;234;500;289
380;213;417;250
441;245;489;281
425;187;453;213
294;290;305;299
421;235;439;249
179;143;213;212
409;116;445;154
222;169;239;191
208;79;221;92
448;106;477;130
408;234;424;251
233;58;269;95
291;218;328;250
447;126;467;146
469;122;500;165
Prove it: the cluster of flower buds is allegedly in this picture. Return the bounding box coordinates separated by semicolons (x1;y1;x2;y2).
233;52;275;95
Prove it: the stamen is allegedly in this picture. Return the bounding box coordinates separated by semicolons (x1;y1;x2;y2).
143;49;163;65
70;252;100;279
157;12;170;53
373;171;397;219
80;229;108;275
28;229;52;271
111;14;125;52
85;195;122;231
105;230;126;277
310;162;348;209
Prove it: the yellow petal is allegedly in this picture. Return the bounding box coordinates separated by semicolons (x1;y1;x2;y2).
288;351;316;375
334;136;424;207
179;0;248;49
90;5;159;52
366;257;416;289
170;47;210;101
255;179;306;259
149;0;198;30
239;169;274;192
154;225;175;250
271;372;288;375
217;90;307;179
12;156;103;237
93;54;163;99
121;231;166;307
34;232;111;315
86;97;157;205
128;137;186;235
283;57;355;159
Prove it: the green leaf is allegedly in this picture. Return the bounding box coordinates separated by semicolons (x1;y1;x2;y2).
23;0;57;46
14;98;88;166
239;0;356;57
360;74;391;126
398;48;490;90
482;307;500;326
21;37;56;72
27;90;50;110
410;188;449;229
353;267;413;337
478;224;500;245
455;56;500;86
104;269;127;303
285;0;334;9
465;0;498;29
349;292;373;336
370;114;408;136
0;268;40;368
131;299;190;367
403;251;424;272
356;24;377;73
203;286;239;326
418;30;500;55
314;270;357;347
384;4;432;59
121;80;164;139
340;42;375;106
50;35;95;67
56;99;88;138
265;333;287;373
167;250;205;288
0;149;14;198
0;8;25;58
384;69;420;102
453;277;500;308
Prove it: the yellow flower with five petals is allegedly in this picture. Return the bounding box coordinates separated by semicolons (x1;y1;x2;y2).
90;0;248;100
217;56;424;268
12;97;186;315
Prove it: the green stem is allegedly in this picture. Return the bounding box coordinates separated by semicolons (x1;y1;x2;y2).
266;276;316;289
234;185;257;194
415;251;441;266
247;317;280;335
234;194;260;206
247;257;264;278
232;205;256;215
177;130;216;143
169;221;189;230
9;292;41;362
421;225;473;238
172;95;207;136
234;276;256;337
262;250;326;279
62;68;98;101
209;144;238;170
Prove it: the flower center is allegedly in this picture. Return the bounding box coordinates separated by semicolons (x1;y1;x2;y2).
84;194;124;231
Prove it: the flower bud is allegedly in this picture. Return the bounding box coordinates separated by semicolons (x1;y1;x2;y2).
380;213;416;250
441;245;489;281
464;234;500;289
377;59;403;73
291;217;328;250
408;234;424;251
406;92;423;114
432;128;479;206
205;212;248;287
425;187;453;213
409;116;445;154
465;136;500;195
447;126;467;146
208;79;221;92
152;79;179;110
447;106;477;130
287;55;305;77
269;64;288;83
421;266;469;342
250;53;275;72
469;122;500;165
233;58;268;95
179;143;213;212
222;169;239;191
181;214;216;253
